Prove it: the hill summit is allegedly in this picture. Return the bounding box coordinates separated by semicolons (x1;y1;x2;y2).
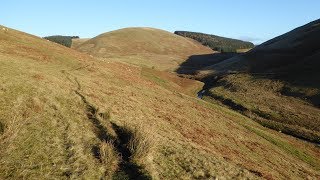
76;27;213;57
75;27;213;70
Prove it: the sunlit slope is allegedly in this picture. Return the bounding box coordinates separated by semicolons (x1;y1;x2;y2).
75;27;214;70
0;25;319;179
71;38;90;49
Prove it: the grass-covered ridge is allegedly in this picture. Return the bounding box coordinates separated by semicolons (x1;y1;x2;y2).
75;27;214;71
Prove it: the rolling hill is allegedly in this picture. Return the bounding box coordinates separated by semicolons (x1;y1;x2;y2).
193;19;320;143
75;27;214;71
0;25;320;179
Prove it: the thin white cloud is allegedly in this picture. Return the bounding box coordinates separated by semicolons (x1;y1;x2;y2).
238;36;265;45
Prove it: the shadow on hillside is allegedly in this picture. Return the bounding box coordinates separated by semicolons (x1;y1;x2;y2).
176;53;240;75
247;53;320;107
176;52;320;107
176;52;243;92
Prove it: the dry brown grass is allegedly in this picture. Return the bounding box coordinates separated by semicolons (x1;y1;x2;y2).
236;48;252;53
0;25;320;179
141;67;204;96
99;141;120;176
71;38;90;49
109;122;158;178
125;123;157;164
75;27;213;71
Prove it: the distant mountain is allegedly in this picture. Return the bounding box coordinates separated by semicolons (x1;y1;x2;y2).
174;31;254;52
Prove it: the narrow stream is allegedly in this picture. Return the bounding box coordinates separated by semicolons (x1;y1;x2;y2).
197;90;206;99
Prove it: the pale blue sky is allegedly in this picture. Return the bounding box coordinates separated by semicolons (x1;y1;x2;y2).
1;0;319;44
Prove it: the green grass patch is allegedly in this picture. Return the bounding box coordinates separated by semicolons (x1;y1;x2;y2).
198;95;320;171
245;125;320;170
141;68;167;86
205;87;320;143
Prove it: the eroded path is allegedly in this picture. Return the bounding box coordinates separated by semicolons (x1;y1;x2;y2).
71;74;150;179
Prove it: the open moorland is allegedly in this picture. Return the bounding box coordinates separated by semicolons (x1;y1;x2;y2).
1;24;320;179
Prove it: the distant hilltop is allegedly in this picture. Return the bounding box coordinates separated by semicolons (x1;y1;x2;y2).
43;35;79;48
174;31;254;53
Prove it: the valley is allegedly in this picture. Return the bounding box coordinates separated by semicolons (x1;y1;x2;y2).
177;19;320;145
0;17;319;180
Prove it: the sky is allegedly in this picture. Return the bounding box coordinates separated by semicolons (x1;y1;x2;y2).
1;0;319;44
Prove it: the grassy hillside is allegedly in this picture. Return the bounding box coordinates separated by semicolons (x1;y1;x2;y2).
71;38;90;49
194;19;320;143
174;31;254;52
75;27;214;71
0;25;320;179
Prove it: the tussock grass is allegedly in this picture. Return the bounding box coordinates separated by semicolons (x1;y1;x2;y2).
99;110;112;121
125;123;157;163
0;122;4;135
99;141;120;176
111;122;157;178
